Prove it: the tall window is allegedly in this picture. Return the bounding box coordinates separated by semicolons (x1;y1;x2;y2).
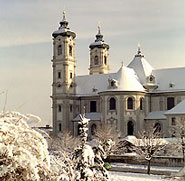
58;105;62;112
70;104;73;112
140;98;143;110
104;56;107;65
58;72;61;79
58;45;62;55
110;97;116;110
69;45;72;56
59;123;62;132
167;97;175;110
127;121;134;135
90;101;97;112
127;97;134;110
70;72;73;79
94;56;98;65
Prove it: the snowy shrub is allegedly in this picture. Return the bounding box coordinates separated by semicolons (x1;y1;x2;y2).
0;111;70;181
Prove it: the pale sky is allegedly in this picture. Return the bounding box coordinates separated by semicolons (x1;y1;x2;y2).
0;0;185;126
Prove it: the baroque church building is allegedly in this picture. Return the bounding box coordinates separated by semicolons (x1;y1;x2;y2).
51;12;185;138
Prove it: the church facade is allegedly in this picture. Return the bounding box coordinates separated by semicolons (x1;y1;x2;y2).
51;12;185;138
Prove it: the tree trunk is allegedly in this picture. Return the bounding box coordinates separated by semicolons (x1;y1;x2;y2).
147;160;151;175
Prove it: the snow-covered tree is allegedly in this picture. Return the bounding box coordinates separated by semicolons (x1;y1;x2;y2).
73;114;114;181
95;123;121;155
0;111;72;181
49;130;80;153
132;128;166;174
73;114;96;180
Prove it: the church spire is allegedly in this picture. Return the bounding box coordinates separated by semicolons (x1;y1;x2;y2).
135;43;144;57
59;8;69;29
137;43;141;54
95;23;103;42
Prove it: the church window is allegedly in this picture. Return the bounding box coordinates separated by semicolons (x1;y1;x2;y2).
94;56;98;65
58;45;62;55
69;45;72;56
58;105;62;112
104;56;107;65
90;101;97;112
70;72;73;79
127;97;134;110
140;98;144;110
58;72;61;79
110;97;116;110
171;117;176;125
167;97;175;110
59;123;62;132
91;124;97;135
70;104;73;112
127;121;134;135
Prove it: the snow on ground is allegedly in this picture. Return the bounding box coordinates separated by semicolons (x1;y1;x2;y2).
109;171;172;181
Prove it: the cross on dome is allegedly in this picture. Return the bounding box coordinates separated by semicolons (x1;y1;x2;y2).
137;43;141;54
98;21;101;34
62;8;66;21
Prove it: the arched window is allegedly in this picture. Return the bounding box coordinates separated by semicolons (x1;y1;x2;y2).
91;124;97;135
59;123;62;132
127;97;134;110
58;45;62;55
94;56;98;65
127;121;134;135
104;56;107;65
154;123;161;134
69;45;72;56
110;97;116;110
140;98;144;110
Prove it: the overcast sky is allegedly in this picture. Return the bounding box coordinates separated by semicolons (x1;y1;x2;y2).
0;0;185;126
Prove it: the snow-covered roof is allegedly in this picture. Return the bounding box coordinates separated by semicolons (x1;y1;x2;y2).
145;111;167;120
73;113;101;121
165;99;185;115
152;67;185;92
127;50;153;84
76;65;145;96
122;135;167;146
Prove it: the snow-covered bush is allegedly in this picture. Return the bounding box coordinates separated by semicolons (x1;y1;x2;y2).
0;111;70;181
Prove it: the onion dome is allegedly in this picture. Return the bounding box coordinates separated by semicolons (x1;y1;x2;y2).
89;24;109;49
52;10;76;38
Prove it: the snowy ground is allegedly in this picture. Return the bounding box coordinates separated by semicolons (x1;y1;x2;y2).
109;171;173;181
109;163;182;180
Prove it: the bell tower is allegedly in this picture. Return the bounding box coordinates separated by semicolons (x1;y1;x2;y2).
89;25;110;75
51;10;76;136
